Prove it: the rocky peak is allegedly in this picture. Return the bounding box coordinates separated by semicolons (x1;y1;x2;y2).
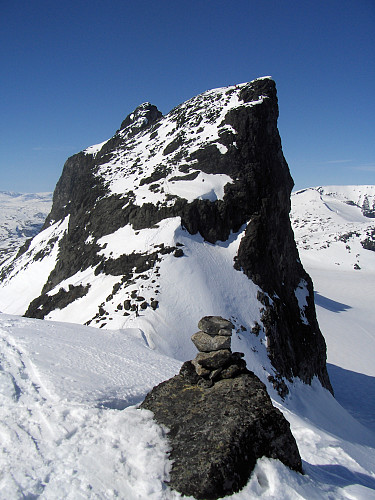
119;102;162;137
0;77;332;396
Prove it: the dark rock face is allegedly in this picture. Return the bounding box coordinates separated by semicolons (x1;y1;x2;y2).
14;77;332;393
141;316;302;499
361;228;375;251
26;284;90;319
119;102;162;135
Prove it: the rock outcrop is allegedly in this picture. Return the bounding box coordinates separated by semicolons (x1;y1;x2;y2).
0;77;332;394
141;316;303;499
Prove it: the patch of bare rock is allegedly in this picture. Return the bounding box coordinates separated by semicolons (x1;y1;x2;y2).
140;316;302;499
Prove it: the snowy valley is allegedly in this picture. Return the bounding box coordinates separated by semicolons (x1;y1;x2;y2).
0;191;52;264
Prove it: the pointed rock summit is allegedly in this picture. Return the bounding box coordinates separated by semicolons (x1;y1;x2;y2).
141;316;303;499
0;77;332;395
119;102;162;136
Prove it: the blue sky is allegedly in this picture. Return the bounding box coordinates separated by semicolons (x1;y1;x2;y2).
1;0;374;192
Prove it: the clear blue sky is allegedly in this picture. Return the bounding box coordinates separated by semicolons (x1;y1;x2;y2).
1;0;374;193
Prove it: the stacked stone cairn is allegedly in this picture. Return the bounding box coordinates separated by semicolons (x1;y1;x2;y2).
189;316;248;387
141;315;303;499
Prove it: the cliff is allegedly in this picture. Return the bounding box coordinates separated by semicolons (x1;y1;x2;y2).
0;77;332;393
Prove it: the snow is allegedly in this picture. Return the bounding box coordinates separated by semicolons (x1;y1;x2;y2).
295;279;309;325
0;216;69;314
39;221;266;365
93;79;266;208
0;191;52;262
167;171;233;203
1;309;375;499
291;186;375;381
1;185;375;498
0;314;181;499
290;185;375;439
97;218;181;258
84;140;109;156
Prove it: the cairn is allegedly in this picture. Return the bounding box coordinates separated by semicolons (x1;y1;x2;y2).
187;316;248;387
141;315;303;499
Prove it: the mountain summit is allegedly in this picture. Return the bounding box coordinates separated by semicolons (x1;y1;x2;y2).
0;77;332;393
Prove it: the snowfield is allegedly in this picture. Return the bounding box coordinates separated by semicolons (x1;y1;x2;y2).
1;313;375;499
0;184;374;499
0;191;52;263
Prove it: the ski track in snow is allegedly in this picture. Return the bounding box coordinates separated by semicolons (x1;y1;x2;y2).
0;316;183;499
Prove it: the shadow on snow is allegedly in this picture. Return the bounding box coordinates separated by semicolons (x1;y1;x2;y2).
328;363;375;433
306;462;375;491
314;292;351;313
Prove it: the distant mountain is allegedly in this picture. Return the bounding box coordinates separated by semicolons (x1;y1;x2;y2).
291;185;375;271
0;191;52;263
0;77;331;394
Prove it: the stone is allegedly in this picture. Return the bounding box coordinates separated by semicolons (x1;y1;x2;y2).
191;331;231;352
220;361;247;379
217;328;233;336
198;316;234;336
191;359;211;377
179;361;200;384
209;367;223;381
194;349;232;370
141;371;303;499
197;377;213;388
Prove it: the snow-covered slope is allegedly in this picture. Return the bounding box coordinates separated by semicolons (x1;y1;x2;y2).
291;186;375;272
2;185;373;499
1;312;374;499
0;191;52;263
291;186;375;435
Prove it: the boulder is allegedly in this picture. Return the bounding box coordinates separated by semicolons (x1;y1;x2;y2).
198;316;234;336
141;370;302;499
193;349;232;370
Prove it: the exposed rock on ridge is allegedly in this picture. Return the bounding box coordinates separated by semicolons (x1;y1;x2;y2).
0;77;332;393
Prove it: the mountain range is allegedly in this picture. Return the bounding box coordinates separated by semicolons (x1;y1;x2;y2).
0;191;52;264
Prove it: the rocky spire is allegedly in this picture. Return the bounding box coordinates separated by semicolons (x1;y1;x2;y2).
119;102;162;137
1;77;332;395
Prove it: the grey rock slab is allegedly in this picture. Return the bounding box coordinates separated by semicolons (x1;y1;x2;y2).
197;316;234;336
220;362;247;380
191;359;211;377
194;349;232;370
191;331;231;352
